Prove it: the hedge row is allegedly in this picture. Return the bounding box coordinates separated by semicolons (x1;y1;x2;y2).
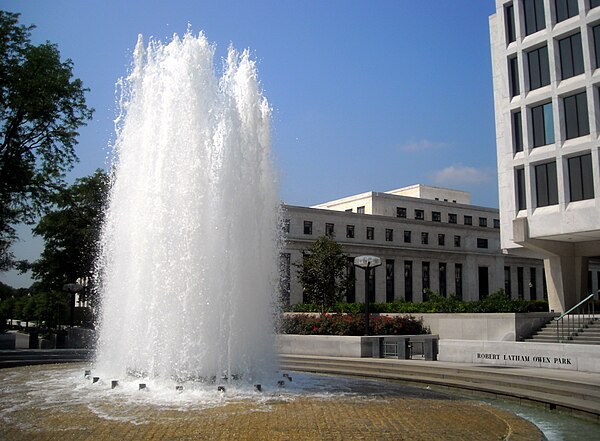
285;292;550;314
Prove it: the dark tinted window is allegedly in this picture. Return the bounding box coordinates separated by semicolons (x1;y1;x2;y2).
559;33;584;79
524;0;546;35
516;168;527;210
564;92;589;140
535;161;559;207
555;0;578;22
568;154;595;201
528;46;550;90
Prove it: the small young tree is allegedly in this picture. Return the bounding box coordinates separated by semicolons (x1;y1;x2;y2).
295;235;349;311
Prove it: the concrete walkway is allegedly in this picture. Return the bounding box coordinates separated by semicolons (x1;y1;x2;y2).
280;354;600;421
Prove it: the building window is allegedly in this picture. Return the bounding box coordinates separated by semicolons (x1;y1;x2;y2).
422;262;430;301
404;230;411;243
568;153;595;201
524;0;546;36
368;266;375;303
531;102;555;147
346;224;355;238
479;217;488;227
415;209;424;220
464;215;472;225
421;232;429;245
439;262;447;297
512;111;523;153
535;161;559;207
385;228;393;242
564;92;589;140
477;238;489;249
517;267;524;299
282;219;290;234
527;46;550;91
366;227;374;240
386;260;395;303
530;267;537;300
303;221;312;235
506;3;516;43
509;56;520;97
493;218;500;229
455;263;463;299
504;266;512;297
432;211;441;222
396;207;406;218
593;0;600;9
454;235;461;247
559;33;584;80
279;253;291;305
357;206;365;214
325;223;334;237
346;257;356;303
448;213;457;224
478;266;489;300
438;234;445;246
555;0;578;23
404;261;413;302
516;168;527;210
345;208;353;213
594;25;600;69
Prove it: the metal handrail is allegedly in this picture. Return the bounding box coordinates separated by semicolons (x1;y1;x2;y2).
556;293;596;343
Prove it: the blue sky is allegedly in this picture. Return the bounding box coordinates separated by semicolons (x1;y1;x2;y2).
1;0;497;287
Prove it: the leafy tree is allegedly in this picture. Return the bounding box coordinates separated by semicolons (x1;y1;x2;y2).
0;11;93;270
295;235;349;311
28;170;108;302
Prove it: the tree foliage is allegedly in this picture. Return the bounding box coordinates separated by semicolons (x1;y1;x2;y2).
28;170;108;301
295;235;349;311
0;11;93;270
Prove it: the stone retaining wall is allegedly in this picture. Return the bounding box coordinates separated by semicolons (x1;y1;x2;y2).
439;339;600;373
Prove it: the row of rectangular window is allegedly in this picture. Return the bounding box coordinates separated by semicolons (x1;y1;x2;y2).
515;152;595;209
507;26;600;99
345;259;464;302
505;0;600;44
300;221;494;250
396;206;498;227
345;260;541;302
512;90;590;152
509;35;578;97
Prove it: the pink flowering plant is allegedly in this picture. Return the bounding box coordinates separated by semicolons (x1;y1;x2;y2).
280;313;427;336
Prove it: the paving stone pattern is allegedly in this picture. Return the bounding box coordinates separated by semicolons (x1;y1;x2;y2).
0;364;543;441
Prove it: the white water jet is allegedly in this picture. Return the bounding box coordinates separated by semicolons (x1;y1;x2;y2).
94;32;280;384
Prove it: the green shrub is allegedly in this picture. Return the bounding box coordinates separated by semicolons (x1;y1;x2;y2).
285;289;550;314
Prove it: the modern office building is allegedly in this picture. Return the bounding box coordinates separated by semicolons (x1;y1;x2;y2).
490;0;600;312
280;184;560;306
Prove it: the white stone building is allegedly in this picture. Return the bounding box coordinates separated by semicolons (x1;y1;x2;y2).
490;0;600;312
280;185;564;306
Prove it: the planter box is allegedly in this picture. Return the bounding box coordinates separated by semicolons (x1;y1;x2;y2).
277;334;438;359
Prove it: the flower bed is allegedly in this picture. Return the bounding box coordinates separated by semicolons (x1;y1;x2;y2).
279;313;427;336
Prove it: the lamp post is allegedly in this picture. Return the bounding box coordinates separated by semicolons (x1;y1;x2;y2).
354;255;382;336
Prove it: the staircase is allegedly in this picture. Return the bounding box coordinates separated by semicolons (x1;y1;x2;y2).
526;316;600;344
526;293;599;344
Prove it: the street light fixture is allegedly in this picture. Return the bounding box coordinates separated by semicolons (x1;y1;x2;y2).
354;255;382;336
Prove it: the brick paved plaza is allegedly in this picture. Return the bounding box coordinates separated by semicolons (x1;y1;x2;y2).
0;364;543;440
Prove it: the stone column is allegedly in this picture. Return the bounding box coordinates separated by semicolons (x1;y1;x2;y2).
544;255;588;313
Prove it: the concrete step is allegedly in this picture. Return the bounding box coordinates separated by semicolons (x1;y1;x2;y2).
279;355;600;418
0;349;92;368
280;356;600;397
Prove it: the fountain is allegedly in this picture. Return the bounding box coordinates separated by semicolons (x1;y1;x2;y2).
93;31;281;385
0;30;587;440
